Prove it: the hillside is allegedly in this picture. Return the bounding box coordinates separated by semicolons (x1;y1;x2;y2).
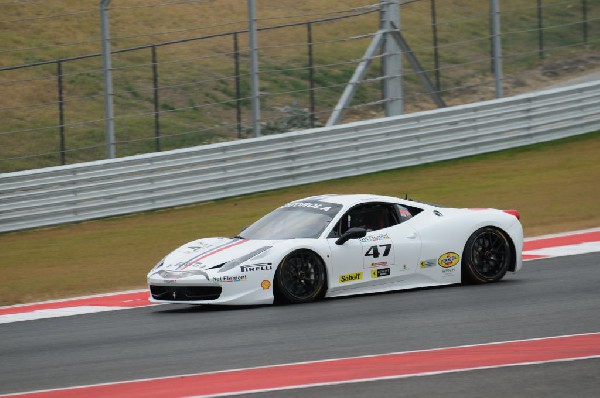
1;0;598;172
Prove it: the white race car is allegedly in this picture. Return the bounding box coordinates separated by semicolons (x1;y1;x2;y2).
148;194;523;305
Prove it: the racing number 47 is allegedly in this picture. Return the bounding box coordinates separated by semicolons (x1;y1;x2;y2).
365;244;391;258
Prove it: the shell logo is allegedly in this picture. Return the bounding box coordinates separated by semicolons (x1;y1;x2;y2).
438;252;460;268
261;280;271;290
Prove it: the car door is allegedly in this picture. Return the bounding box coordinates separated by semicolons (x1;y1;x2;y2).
326;202;420;290
381;221;421;278
327;236;365;288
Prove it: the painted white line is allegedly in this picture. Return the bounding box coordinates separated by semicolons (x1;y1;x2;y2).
0;306;134;324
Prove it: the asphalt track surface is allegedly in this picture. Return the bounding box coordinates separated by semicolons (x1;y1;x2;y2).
1;253;599;397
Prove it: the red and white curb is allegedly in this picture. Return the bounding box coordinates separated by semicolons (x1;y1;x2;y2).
1;332;599;398
1;227;599;325
0;290;153;324
522;227;600;260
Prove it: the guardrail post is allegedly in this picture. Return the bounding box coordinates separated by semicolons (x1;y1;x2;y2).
100;0;116;158
57;61;66;165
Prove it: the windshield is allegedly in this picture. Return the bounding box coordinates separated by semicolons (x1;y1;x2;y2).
239;201;342;240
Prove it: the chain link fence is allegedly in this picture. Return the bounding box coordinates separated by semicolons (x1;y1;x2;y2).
1;0;598;173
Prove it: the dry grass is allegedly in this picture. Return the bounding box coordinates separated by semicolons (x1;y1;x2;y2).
2;0;597;171
1;131;598;306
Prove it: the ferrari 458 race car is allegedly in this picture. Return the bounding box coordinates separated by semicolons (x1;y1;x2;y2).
148;194;523;305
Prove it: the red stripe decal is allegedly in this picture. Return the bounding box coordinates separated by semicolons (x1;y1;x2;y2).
180;239;248;270
6;333;599;398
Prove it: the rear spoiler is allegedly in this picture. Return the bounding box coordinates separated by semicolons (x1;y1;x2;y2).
502;209;521;220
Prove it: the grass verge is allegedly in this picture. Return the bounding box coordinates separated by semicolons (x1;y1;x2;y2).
1;131;599;306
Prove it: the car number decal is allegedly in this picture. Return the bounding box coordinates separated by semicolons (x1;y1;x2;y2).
365;244;391;258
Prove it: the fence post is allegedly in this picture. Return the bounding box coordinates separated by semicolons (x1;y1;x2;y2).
582;0;588;43
247;0;261;137
151;46;161;151
306;22;316;128
537;0;544;59
57;61;66;165
100;0;116;158
233;32;242;138
381;0;403;116
430;0;441;92
490;0;503;98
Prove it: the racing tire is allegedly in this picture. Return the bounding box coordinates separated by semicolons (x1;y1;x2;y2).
274;249;327;304
462;227;512;284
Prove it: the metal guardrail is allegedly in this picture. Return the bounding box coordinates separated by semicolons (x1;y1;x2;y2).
1;81;599;233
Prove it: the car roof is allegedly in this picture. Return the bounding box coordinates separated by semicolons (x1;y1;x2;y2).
293;194;439;211
297;194;402;207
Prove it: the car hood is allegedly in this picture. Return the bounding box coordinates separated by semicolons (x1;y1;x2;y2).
160;237;275;271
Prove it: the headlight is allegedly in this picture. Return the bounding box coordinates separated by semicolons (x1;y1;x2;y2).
218;246;272;273
156;270;209;280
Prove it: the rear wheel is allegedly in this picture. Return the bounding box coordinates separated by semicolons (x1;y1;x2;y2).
275;250;326;304
462;227;512;283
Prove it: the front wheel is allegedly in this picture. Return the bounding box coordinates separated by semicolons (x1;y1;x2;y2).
274;250;327;304
462;227;512;283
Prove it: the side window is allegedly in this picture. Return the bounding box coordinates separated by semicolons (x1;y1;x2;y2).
331;203;400;237
396;204;413;222
395;204;423;222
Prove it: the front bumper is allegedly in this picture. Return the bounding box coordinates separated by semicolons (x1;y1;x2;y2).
150;284;222;301
147;275;274;305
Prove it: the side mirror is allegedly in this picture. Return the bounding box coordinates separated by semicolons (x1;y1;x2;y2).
335;227;367;245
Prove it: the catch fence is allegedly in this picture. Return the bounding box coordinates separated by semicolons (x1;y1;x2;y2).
1;0;598;172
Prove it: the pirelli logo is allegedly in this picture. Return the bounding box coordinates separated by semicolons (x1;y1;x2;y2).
339;272;363;283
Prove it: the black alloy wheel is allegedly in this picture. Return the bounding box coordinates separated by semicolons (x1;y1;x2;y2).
462;227;512;283
275;250;326;304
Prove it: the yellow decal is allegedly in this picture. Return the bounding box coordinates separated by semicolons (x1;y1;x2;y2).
339;272;363;283
438;252;460;268
261;280;271;290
